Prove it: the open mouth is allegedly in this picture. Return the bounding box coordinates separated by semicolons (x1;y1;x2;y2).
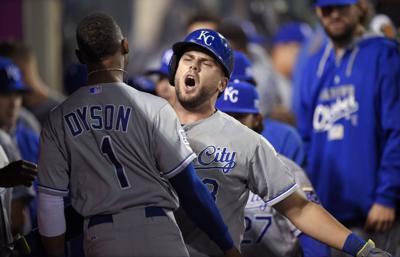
185;75;196;87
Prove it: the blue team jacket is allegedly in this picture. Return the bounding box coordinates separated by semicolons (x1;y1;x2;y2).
296;35;400;223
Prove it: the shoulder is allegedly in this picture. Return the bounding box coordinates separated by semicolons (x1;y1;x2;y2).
217;111;262;138
115;83;170;115
358;35;399;54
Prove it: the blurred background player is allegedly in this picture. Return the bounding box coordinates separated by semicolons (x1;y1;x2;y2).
36;13;240;257
169;28;391;257
0;41;65;125
295;0;400;256
0;57;38;240
216;80;330;257
145;48;176;105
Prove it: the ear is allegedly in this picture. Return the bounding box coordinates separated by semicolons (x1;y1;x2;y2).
75;49;85;64
217;77;229;93
121;38;129;55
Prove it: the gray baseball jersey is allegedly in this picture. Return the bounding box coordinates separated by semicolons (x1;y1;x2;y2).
241;156;318;257
0;146;13;248
38;82;196;217
175;111;297;256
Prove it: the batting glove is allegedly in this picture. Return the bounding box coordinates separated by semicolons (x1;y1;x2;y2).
356;240;392;257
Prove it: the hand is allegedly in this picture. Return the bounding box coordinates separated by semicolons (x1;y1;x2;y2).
0;160;38;187
223;247;242;257
356;240;392;257
364;204;395;232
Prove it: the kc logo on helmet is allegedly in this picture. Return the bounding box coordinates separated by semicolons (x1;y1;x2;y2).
197;30;215;46
223;86;239;103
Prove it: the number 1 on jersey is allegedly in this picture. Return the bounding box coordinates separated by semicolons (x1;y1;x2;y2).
101;136;131;189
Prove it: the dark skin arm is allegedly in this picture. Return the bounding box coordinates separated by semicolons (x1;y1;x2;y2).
41;234;65;257
0;160;37;187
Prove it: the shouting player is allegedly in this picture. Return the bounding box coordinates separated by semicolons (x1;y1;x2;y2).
169;28;391;257
36;13;240;257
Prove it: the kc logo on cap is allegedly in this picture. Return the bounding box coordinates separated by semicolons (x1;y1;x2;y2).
197;30;215;46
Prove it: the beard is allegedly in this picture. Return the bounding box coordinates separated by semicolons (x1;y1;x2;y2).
175;82;216;110
324;22;357;46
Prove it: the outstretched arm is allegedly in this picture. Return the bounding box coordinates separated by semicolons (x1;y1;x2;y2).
275;192;350;251
274;192;391;257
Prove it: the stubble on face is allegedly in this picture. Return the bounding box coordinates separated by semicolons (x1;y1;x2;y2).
175;79;217;109
317;5;361;46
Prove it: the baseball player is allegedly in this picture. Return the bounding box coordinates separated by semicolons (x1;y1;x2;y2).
169;28;391;257
216;80;330;257
37;13;240;257
295;0;400;256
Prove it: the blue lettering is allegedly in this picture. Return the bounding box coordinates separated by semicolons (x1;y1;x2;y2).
90;106;103;129
197;145;236;173
198;146;216;165
64;113;83;137
104;105;114;130
116;106;131;132
76;106;90;131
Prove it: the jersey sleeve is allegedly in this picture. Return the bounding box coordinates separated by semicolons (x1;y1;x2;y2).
152;104;196;179
37;115;70;196
375;41;400;208
248;136;298;206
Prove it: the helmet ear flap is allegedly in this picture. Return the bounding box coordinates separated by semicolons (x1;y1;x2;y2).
168;54;179;86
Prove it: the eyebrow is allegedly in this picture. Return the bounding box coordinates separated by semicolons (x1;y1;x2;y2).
182;52;216;63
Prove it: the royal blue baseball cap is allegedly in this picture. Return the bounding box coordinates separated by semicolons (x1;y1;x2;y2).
0;57;28;94
230;51;256;85
216;80;259;114
146;49;173;77
314;0;357;7
272;22;312;45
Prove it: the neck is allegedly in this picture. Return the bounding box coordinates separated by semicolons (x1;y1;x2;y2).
86;64;126;85
172;100;216;124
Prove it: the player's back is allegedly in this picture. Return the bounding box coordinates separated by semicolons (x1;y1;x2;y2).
41;82;191;217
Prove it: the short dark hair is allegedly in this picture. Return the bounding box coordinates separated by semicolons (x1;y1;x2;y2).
186;12;221;30
217;20;248;51
76;13;123;63
0;40;32;63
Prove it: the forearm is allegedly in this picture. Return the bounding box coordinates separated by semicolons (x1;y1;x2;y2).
275;192;351;250
38;192;66;257
41;234;65;257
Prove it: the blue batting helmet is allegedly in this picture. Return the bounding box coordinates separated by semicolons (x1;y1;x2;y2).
216;80;259;114
146;48;173;77
168;29;234;85
231;51;256;85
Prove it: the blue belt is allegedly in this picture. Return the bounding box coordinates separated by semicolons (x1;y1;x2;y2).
87;206;166;228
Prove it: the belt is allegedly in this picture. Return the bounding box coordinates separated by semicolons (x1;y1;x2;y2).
87;206;167;229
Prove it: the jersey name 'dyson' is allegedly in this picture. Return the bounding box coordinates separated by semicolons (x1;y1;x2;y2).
64;104;132;137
